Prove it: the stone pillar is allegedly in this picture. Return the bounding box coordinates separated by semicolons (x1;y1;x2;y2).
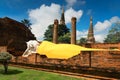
71;17;77;44
53;19;59;44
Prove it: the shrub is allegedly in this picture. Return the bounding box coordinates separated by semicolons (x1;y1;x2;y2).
0;52;12;73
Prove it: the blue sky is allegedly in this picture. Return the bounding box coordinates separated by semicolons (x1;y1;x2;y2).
0;0;120;42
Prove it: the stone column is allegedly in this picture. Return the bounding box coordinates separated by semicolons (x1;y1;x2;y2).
71;17;77;44
53;19;59;44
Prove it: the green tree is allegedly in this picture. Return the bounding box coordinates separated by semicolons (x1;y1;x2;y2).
79;37;87;44
44;24;70;43
104;22;120;43
44;25;53;41
0;52;12;73
58;33;70;43
21;19;32;30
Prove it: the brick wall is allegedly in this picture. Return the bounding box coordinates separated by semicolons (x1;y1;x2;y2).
79;43;120;71
0;46;7;52
11;53;45;64
10;43;120;71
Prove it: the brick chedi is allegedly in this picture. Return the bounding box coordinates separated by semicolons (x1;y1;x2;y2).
71;17;77;44
53;19;59;44
60;7;65;25
87;16;95;43
0;17;36;56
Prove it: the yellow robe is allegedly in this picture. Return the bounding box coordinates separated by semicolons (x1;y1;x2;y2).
37;41;120;59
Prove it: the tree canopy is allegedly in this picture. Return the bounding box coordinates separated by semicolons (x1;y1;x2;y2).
44;24;70;43
21;19;32;30
59;33;70;43
79;37;87;44
104;22;120;43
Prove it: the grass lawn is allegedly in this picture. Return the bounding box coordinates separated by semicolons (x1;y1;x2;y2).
0;65;84;80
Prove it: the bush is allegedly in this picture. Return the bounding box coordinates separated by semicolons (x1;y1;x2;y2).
0;52;12;73
0;52;12;60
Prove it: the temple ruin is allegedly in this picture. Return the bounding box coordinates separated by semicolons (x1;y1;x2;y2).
71;17;77;44
0;8;120;73
87;16;95;43
60;7;65;25
53;19;59;44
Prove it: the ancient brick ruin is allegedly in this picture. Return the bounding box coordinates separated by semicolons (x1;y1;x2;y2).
87;16;95;43
0;46;7;52
0;8;120;73
53;19;59;44
71;17;77;44
10;43;120;72
0;17;36;56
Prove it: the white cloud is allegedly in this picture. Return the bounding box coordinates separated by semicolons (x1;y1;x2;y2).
28;3;61;40
65;8;83;24
94;20;112;32
94;34;106;43
110;16;120;23
65;0;86;8
28;3;83;41
66;0;77;8
94;16;120;43
78;0;86;5
76;30;88;40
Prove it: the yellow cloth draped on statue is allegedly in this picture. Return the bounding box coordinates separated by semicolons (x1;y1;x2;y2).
36;41;120;59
